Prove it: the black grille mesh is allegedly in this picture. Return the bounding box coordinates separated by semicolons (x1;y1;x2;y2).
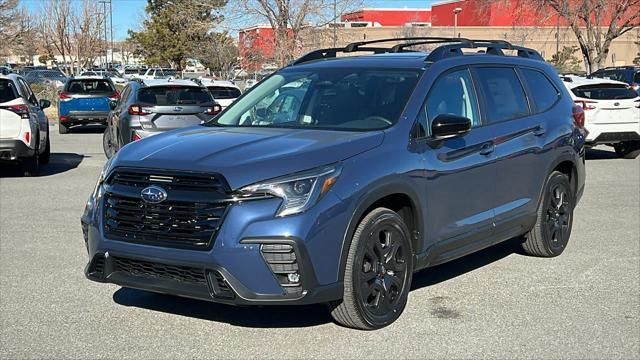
113;256;206;286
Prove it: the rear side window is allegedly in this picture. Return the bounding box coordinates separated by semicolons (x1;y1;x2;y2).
0;79;18;102
475;67;530;123
520;69;560;113
207;86;241;99
572;84;637;100
66;80;114;94
137;86;213;105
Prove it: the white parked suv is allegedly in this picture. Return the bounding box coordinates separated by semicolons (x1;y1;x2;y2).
0;74;51;175
139;68;178;80
563;76;640;158
199;79;241;109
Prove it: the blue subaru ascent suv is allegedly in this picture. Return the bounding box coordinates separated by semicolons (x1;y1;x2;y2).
82;38;586;330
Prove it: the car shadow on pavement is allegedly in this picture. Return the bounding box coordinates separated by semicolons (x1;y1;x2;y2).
411;237;523;290
112;288;332;328
112;238;524;328
0;153;84;177
585;148;618;160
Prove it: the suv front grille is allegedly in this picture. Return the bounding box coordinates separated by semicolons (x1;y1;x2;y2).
113;256;207;286
103;168;231;250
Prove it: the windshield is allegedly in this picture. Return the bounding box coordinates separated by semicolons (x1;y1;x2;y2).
572;84;638;100
207;86;241;99
66;79;115;94
211;68;421;130
0;79;18;102
137;86;213;105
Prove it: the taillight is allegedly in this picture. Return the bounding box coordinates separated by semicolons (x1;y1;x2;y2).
108;91;120;101
204;104;222;115
574;100;597;110
2;104;30;119
59;115;69;122
572;104;585;129
128;104;150;115
59;92;72;101
24;131;30;143
132;132;141;141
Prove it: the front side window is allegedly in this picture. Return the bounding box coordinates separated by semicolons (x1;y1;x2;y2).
521;69;560;113
426;69;479;128
211;68;422;131
475;67;530;123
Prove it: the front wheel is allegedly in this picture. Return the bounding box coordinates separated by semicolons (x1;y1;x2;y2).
103;128;115;159
522;171;574;257
40;132;51;164
613;141;640;159
330;208;413;330
22;145;39;177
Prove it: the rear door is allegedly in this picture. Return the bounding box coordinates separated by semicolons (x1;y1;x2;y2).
571;83;640;125
136;86;215;131
60;79;116;113
17;78;47;150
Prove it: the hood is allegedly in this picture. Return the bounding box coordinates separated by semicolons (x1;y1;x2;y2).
114;126;384;190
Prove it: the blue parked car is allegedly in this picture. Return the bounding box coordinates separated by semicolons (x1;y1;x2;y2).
82;37;586;329
58;76;119;134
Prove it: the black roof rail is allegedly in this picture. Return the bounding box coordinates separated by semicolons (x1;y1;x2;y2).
291;36;544;66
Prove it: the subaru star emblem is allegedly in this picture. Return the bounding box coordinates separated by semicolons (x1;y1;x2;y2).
174;106;183;112
141;185;167;204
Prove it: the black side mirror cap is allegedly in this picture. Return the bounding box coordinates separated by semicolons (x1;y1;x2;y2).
39;99;51;109
108;100;118;110
431;114;472;139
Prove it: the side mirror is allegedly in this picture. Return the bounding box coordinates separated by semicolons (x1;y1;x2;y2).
431;114;472;139
39;99;51;109
108;100;118;110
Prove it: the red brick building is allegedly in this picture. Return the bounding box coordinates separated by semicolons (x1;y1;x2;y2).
341;8;432;26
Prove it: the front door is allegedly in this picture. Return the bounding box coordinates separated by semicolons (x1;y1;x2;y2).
421;68;497;255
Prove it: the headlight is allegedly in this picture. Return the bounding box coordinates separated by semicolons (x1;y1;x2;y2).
240;164;342;217
90;157;114;203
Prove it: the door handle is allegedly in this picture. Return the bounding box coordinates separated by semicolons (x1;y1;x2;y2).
533;126;546;136
479;142;495;155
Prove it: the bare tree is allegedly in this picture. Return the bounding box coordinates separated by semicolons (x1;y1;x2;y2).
38;0;73;73
224;0;363;67
0;0;32;58
477;0;640;73
70;0;106;73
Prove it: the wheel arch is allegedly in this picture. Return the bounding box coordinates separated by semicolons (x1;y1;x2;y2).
537;155;578;210
337;182;424;282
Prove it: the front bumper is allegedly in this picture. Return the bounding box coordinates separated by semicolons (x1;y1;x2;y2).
82;184;350;305
0;139;35;162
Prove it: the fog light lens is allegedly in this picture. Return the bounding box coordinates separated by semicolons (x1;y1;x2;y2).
287;273;300;283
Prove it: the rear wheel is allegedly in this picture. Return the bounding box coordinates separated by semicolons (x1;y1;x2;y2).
613;141;640;159
522;171;574;257
103;128;115;159
58;122;69;134
329;208;413;330
22;144;39;177
40;131;51;164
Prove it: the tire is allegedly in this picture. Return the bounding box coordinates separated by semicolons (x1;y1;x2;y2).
22;145;39;177
40;132;51;164
329;207;413;330
613;141;640;159
103;127;115;159
58;122;69;134
522;171;574;257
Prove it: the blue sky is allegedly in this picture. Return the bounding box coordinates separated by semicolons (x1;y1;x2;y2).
22;0;434;40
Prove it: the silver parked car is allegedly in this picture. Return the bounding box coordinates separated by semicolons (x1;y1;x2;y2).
102;79;221;158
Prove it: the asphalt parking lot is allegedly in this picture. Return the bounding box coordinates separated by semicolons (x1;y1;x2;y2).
1;124;638;359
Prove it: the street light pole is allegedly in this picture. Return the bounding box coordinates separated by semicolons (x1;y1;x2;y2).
109;0;114;66
333;0;337;48
99;0;108;68
453;8;462;38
